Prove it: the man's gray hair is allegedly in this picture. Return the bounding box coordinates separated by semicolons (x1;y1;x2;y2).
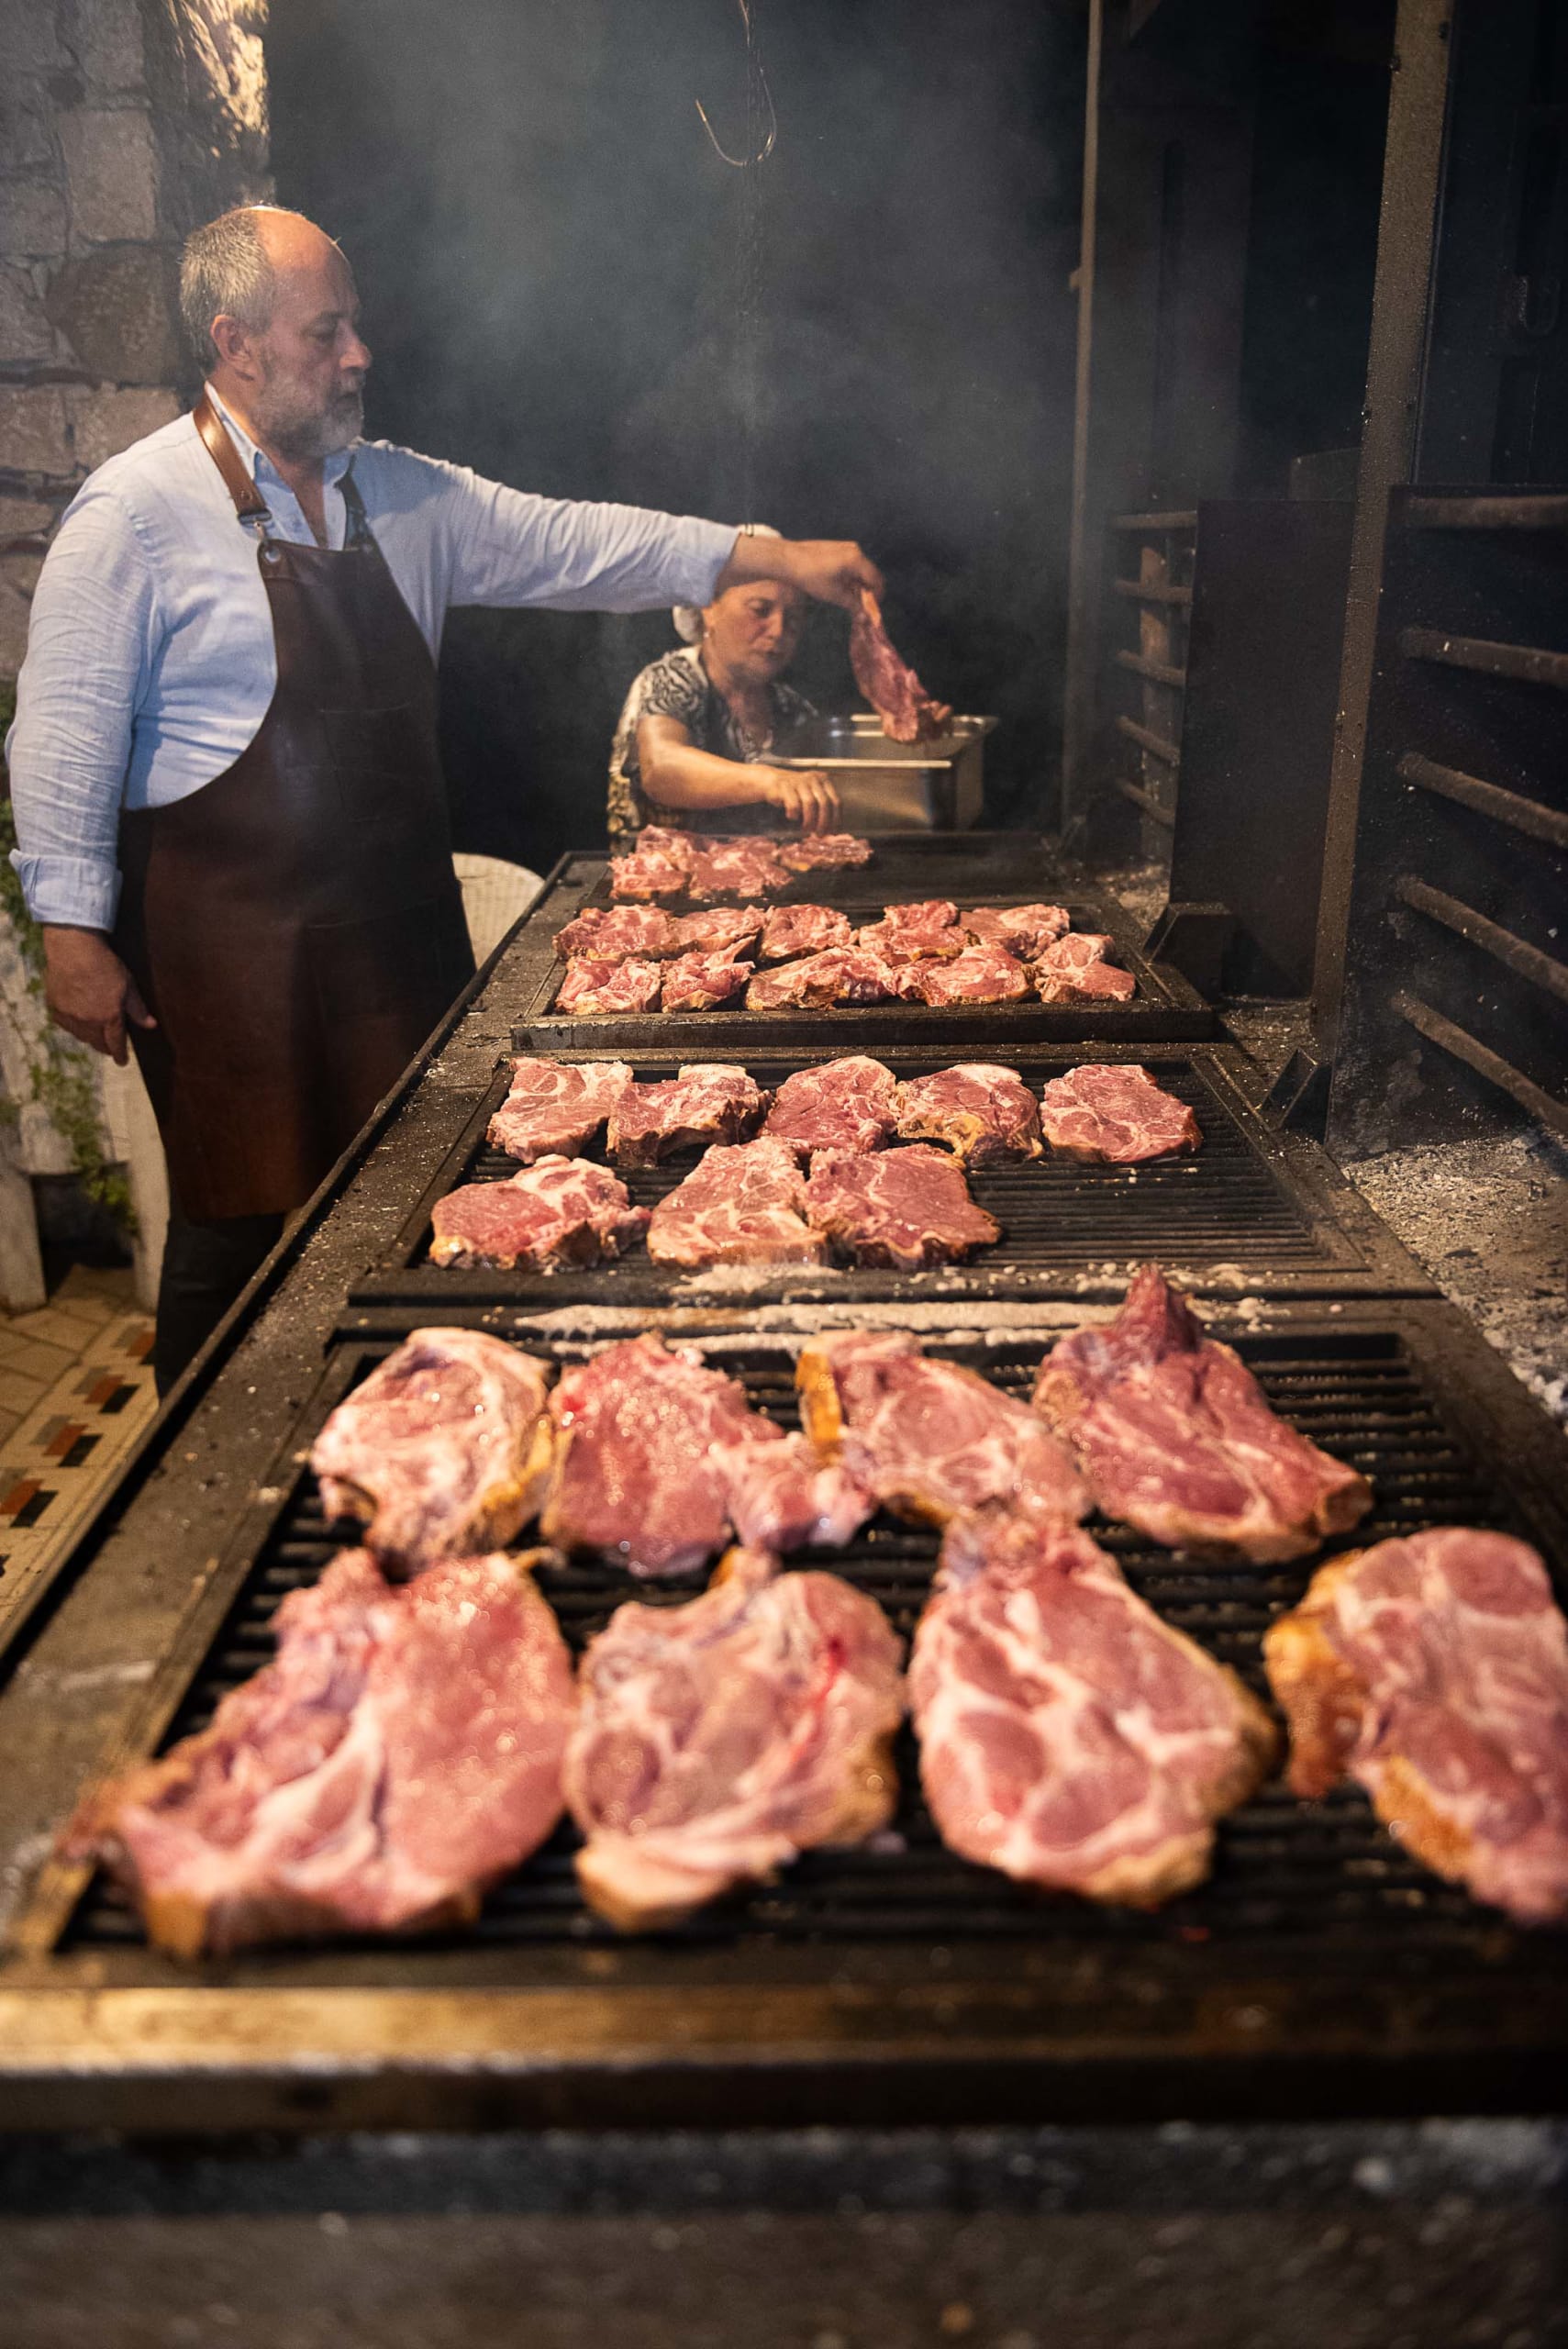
179;208;277;369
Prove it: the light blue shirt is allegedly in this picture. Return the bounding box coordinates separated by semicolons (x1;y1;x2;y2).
6;390;739;930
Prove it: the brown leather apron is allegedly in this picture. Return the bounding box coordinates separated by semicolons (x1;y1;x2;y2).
115;395;474;1222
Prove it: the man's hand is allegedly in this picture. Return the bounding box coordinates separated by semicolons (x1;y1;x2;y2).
720;534;884;614
754;764;840;833
42;926;156;1065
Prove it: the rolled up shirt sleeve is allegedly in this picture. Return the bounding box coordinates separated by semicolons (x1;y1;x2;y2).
6;489;158;931
438;464;739;614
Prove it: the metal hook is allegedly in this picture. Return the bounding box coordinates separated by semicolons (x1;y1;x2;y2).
695;0;777;168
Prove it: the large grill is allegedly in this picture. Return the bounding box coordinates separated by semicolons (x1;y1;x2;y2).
347;1047;1429;1311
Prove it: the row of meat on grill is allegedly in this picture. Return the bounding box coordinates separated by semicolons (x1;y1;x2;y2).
554;898;1137;1013
430;1054;1199;1274
609;823;873;905
66;1268;1568;1952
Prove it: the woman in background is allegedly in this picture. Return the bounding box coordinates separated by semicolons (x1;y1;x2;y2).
607;526;839;838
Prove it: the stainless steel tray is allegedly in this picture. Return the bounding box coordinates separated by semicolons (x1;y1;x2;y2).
774;713;996;829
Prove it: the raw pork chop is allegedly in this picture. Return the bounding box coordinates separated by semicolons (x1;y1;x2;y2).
856;900;962;961
429;1158;649;1272
1264;1529;1568;1927
660;947;754;1011
759;903;852;962
1031;933;1136;1005
647;1138;826;1269
777;832;873;873
487;1057;632;1163
913;1508;1277;1905
1034;1265;1373;1562
610;826;695;899
893;1064;1042;1163
797;1330;1085;1527
849;589;952;743
310;1327;554;1571
606;1063;766;1165
686;837;792;901
670;905;766;956
565;1546;903;1930
908;943;1031;1006
716;1435;876;1553
66;1551;574;1956
762;1056;899;1157
1039;1063;1202;1163
556;956;662;1015
962;904;1071;959
804;1145;1001;1269
554;904;679;962
746;946;906;1009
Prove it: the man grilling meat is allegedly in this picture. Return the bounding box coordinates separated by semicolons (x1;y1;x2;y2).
6;206;882;1392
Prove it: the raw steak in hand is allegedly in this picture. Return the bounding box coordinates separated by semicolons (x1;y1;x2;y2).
487;1058;632;1163
1040;1063;1201;1163
1034;1265;1372;1562
564;1546;903;1930
65;1551;574;1956
606;1063;766;1165
759;903;852;962
913;1508;1277;1904
893;1064;1042;1163
849;589;952;743
429;1158;648;1272
804;1144;1001;1268
763;1056;900;1157
647;1138;827;1269
1264;1528;1568;1926
556;956;662;1015
310;1327;555;1572
962;905;1071;958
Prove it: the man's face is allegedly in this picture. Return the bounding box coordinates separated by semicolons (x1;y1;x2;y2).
227;226;372;463
704;581;807;685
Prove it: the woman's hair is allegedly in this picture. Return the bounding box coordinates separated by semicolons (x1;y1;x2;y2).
672;522;782;643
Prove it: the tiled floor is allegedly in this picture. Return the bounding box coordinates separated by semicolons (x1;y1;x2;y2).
0;1265;141;1449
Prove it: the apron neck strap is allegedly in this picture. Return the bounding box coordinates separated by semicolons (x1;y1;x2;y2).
193;391;271;523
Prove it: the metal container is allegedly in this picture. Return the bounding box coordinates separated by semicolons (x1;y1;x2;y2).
774;713;996;829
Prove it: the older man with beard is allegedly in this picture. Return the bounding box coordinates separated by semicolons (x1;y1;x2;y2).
6;206;881;1389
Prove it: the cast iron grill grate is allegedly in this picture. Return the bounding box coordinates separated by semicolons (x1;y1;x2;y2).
67;1330;1563;1965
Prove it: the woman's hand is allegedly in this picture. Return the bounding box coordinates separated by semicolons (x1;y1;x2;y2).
754;763;840;832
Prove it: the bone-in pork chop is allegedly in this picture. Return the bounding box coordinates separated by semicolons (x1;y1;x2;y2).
1034;1265;1373;1562
1039;1063;1202;1163
746;946;909;1009
759;903;852;962
1031;933;1136;1004
762;1056;899;1157
554;904;679;961
804;1145;1001;1269
715;1434;876;1553
962;904;1071;958
606;1063;766;1165
429;1158;649;1272
849;589;951;743
647;1138;826;1269
1264;1528;1568;1927
912;1508;1277;1905
66;1551;574;1955
685;837;792;901
893;1064;1042;1163
797;1330;1085;1527
564;1546;903;1930
487;1058;633;1163
908;944;1031;1006
669;905;766;956
776;831;873;873
610;826;695;900
310;1328;555;1572
659;948;754;1011
856;900;962;961
555;956;662;1015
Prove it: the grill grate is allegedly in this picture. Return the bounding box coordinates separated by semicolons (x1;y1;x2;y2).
67;1330;1565;1966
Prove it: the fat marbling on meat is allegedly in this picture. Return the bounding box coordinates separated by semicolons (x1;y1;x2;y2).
776;831;873;873
647;1138;826;1269
564;1546;903;1931
1040;1063;1202;1163
804;1143;1001;1269
762;1056;900;1157
65;1551;574;1956
428;1158;649;1272
606;1063;766;1166
848;589;951;743
758;903;853;962
553;904;680;961
1264;1528;1568;1926
487;1058;632;1163
1034;1265;1373;1562
912;1508;1277;1905
961;904;1071;959
659;947;755;1011
855;900;962;962
1031;933;1136;1005
555;956;662;1015
908;943;1031;1006
310;1327;554;1572
892;1064;1042;1163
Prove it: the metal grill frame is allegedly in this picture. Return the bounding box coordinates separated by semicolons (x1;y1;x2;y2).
4;1297;1566;2136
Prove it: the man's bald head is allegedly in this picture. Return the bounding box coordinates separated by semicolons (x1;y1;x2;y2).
180;206;337;368
183;206;371;468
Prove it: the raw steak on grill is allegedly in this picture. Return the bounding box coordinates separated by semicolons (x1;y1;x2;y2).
849;588;952;743
660;947;754;1011
893;1064;1042;1163
1040;1063;1202;1163
686;837;792;901
715;1433;876;1553
759;903;853;962
670;905;766;956
647;1138;826;1269
487;1057;633;1163
556;956;662;1015
1034;1265;1373;1562
762;1056;899;1157
429;1158;649;1272
310;1327;555;1572
610;841;689;900
554;904;679;962
776;831;873;873
856;899;962;961
908;943;1031;1006
1031;933;1136;1004
912;1508;1277;1905
746;945;904;1009
797;1330;1085;1527
65;1551;574;1956
1264;1528;1568;1927
606;1063;766;1166
962;904;1071;959
564;1545;903;1930
804;1145;1001;1269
